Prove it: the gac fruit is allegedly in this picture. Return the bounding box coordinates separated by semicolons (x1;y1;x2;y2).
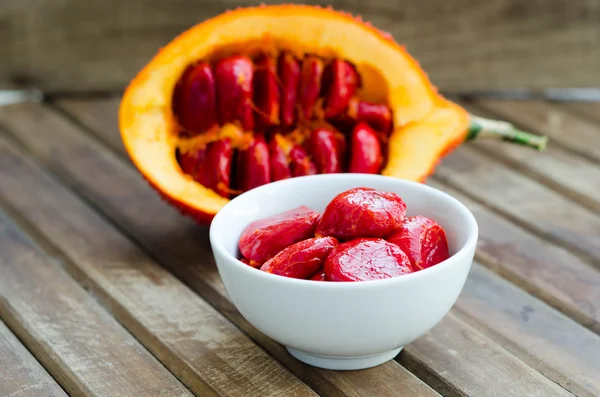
118;5;476;224
120;5;549;224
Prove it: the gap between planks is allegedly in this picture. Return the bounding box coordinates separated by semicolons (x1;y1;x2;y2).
0;101;591;396
0;318;68;397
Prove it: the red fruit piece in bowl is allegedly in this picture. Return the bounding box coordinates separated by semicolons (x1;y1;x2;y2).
315;187;406;240
387;215;450;271
260;237;338;279
239;206;321;265
325;238;412;281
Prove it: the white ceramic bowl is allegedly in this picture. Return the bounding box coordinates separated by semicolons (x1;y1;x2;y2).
209;174;478;370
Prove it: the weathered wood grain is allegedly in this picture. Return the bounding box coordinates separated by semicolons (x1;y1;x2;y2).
455;265;600;397
58;97;600;394
433;145;600;266
0;215;193;397
399;313;572;397
0;105;438;397
462;102;600;214
0;319;67;397
59;97;600;337
559;102;600;123
2;0;599;92
1;102;579;396
474;100;600;164
426;179;600;334
56;97;125;156
0;141;316;397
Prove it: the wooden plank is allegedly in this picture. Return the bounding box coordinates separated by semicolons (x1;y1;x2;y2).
0;106;439;397
425;179;600;335
0;319;67;397
2;0;599;92
0;141;317;397
399;312;572;397
461;102;600;214
57;97;600;395
0;215;193;397
433;145;600;266
474;100;600;163
56;97;125;156
455;265;600;397
0;103;578;396
558;102;600;123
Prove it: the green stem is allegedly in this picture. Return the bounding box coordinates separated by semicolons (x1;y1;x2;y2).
467;114;548;151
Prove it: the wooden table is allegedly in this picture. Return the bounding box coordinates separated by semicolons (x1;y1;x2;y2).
0;96;598;397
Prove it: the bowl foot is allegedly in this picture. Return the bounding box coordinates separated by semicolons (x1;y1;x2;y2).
286;347;403;370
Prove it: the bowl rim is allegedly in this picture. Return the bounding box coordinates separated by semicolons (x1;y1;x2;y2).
209;174;478;289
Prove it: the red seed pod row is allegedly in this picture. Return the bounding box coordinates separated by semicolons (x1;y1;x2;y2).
179;122;384;197
174;53;391;135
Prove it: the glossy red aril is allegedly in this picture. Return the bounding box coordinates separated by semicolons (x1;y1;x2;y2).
197;138;233;198
269;135;292;181
238;205;321;265
173;63;217;134
289;145;318;177
347;98;392;133
278;52;301;126
178;148;206;179
260;237;338;279
298;56;324;120
310;127;343;174
387;215;450;271
215;55;254;131
253;54;280;130
323;59;359;118
316;187;406;240
236;135;270;192
325;238;412;281
349;123;383;174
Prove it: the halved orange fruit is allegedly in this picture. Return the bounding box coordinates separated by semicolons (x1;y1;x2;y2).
118;5;510;223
